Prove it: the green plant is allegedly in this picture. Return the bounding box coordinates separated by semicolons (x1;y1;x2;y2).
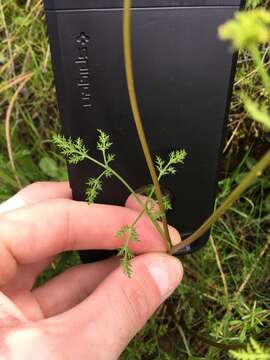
246;0;265;8
230;339;270;359
53;130;187;276
219;9;270;127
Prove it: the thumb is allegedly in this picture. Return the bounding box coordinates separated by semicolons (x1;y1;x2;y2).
59;253;183;359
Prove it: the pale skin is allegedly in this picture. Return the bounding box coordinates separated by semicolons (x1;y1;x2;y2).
0;182;183;359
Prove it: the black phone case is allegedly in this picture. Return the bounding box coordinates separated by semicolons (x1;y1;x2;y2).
43;0;243;262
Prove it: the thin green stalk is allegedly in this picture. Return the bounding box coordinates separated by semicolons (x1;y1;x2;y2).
122;155;177;242
101;149;107;166
131;205;148;228
85;154;136;195
96;170;107;181
249;44;270;93
172;149;270;253
84;153;166;240
129;178;166;234
123;0;172;250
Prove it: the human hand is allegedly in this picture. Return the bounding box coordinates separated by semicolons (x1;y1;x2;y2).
0;182;183;359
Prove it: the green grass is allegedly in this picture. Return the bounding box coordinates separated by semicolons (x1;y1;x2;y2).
0;0;270;359
122;153;270;359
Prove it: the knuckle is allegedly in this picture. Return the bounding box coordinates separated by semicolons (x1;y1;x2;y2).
18;182;47;204
23;181;46;193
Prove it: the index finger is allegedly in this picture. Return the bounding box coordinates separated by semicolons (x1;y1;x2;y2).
0;199;181;285
0;182;71;214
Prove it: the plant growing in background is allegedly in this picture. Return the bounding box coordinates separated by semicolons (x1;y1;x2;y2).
247;0;266;9
219;9;270;129
215;8;270;357
230;338;270;360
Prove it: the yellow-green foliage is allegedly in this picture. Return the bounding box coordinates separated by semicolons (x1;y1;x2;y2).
242;96;270;130
220;9;270;132
219;9;270;48
230;339;270;359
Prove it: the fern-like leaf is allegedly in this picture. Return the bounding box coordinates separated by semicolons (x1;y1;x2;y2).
52;134;88;164
86;177;103;204
155;149;187;178
97;129;113;151
117;225;139;277
230;339;270;360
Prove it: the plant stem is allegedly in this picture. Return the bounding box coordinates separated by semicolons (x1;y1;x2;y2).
131;206;148;228
249;44;270;94
102;149;107;166
123;164;174;245
85;154;136;195
123;0;172;251
96;170;107;183
172;149;270;254
84;153;166;240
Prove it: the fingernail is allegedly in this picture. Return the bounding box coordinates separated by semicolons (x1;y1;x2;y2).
169;226;181;246
147;256;183;300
